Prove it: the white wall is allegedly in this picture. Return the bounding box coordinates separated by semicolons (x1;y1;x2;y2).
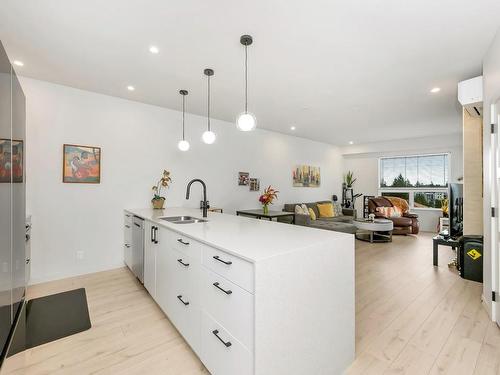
482;26;500;320
22;78;344;284
342;133;463;232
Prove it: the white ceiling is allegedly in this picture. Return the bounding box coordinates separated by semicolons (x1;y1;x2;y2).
1;0;499;145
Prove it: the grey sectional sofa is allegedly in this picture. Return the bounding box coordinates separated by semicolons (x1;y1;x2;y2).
282;201;357;234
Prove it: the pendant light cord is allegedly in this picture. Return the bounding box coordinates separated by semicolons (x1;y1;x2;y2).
245;44;248;114
207;74;211;132
182;94;185;140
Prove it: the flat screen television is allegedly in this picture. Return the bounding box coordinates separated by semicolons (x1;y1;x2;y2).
448;183;463;238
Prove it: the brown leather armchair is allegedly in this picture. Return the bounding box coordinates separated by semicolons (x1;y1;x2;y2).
368;196;419;235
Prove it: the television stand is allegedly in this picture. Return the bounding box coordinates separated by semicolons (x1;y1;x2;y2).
433;235;459;266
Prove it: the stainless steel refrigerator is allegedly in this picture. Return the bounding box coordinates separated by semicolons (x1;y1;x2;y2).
0;40;26;366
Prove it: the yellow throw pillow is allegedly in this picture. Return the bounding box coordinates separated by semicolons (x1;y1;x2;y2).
317;203;334;218
308;207;317;221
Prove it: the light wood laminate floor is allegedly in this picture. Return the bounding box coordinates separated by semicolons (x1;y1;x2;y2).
3;233;500;374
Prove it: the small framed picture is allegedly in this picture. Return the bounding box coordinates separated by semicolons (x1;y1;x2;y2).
249;178;260;191
63;144;101;183
0;138;23;183
238;172;249;186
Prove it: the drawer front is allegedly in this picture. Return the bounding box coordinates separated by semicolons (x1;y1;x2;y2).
202;247;254;293
124;211;133;225
201;267;254;350
169;247;199;298
165;279;200;354
169;232;202;260
200;311;252;375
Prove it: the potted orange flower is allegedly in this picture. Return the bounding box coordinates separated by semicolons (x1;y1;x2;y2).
151;170;172;209
259;185;279;215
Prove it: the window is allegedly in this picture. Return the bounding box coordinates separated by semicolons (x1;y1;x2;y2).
379;153;449;210
380;154;448;188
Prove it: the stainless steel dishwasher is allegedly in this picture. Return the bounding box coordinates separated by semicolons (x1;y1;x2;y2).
131;216;144;283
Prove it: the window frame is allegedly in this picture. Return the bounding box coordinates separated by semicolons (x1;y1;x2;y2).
378;152;451;211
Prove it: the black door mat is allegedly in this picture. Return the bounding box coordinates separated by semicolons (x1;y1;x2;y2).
25;288;91;349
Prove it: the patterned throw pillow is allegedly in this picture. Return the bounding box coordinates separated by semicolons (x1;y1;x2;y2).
333;202;343;217
308;207;317;220
376;206;402;218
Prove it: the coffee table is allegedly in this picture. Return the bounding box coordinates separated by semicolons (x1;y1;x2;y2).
354;219;394;243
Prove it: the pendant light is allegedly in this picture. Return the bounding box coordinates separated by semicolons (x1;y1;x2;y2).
236;35;256;131
202;68;216;144
177;90;190;151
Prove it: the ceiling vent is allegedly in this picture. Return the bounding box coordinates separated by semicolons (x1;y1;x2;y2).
458;76;483;118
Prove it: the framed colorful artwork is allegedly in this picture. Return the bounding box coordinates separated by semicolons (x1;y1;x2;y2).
238;172;250;186
0;138;23;183
293;165;321;187
63;144;101;183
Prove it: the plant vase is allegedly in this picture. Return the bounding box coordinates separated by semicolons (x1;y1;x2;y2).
152;197;165;209
262;204;269;215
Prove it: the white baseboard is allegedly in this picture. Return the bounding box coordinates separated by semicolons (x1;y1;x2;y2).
28;262;126;286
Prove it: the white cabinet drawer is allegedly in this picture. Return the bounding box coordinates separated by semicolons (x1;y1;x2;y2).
200;311;252;375
201;267;253;350
202;247;254;293
169;232;202;259
124;212;133;225
169;247;199;299
164;279;200;354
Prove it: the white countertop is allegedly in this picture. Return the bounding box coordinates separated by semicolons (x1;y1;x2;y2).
125;207;353;262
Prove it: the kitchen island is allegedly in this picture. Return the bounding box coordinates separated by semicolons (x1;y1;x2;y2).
124;207;354;375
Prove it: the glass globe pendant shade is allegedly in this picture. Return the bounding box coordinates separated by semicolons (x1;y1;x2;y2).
177;139;190;151
236;112;257;132
202;130;216;144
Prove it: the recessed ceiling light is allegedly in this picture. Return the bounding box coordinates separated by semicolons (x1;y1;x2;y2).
13;60;24;67
430;87;441;93
290;126;296;131
349;141;354;145
149;46;159;54
127;85;135;91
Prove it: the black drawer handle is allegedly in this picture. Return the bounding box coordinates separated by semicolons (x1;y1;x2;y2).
177;238;190;245
177;295;189;306
177;259;190;267
125;244;130;248
125;224;130;228
213;255;232;265
213;282;232;295
134;223;141;228
212;330;232;347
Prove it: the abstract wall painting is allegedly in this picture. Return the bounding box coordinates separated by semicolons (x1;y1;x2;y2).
293;165;320;187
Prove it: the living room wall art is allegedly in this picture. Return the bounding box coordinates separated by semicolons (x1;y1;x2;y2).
249;178;260;191
63;144;101;183
293;165;320;187
238;172;249;186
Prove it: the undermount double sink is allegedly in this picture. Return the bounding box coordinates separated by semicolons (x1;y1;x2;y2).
159;216;207;224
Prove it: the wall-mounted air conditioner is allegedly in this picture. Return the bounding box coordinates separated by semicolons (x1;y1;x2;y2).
458;76;483;118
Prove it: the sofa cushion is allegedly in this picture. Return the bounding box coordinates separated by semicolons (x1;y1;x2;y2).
376;206;402;218
333;202;343;216
317;203;334;218
308;208;317;220
392;216;413;227
309;221;357;234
